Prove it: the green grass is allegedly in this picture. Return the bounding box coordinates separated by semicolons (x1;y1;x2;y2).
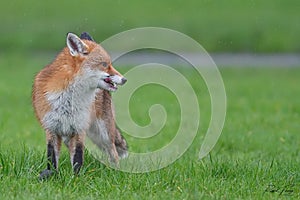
1;0;300;53
0;54;300;199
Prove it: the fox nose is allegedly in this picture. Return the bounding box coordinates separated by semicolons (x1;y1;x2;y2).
121;77;127;85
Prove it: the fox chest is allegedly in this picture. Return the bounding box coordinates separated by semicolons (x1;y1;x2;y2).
42;90;95;136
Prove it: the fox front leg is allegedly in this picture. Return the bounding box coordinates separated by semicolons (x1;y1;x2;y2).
66;134;85;174
40;132;62;179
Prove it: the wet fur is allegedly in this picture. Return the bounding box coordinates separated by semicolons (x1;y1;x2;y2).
32;32;128;179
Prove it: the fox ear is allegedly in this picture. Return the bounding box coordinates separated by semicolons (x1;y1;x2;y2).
66;32;88;56
80;32;94;41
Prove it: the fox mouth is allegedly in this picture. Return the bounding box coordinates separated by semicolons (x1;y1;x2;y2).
103;77;118;91
98;75;126;92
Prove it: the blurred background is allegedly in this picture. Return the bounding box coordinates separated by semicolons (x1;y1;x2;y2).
1;0;299;55
0;0;300;148
0;0;299;148
0;2;299;198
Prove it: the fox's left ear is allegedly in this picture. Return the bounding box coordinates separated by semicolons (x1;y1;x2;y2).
66;32;88;56
80;32;94;41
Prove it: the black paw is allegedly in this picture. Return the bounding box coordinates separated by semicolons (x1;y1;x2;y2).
39;169;54;180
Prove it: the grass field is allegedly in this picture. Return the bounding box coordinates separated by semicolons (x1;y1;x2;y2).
0;53;299;199
1;0;300;53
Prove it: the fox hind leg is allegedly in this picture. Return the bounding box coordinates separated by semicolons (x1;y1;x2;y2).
115;127;128;159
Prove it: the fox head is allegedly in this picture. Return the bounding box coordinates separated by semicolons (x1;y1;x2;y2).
66;32;127;92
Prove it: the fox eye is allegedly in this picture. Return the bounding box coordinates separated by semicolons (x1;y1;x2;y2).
101;62;108;67
82;51;89;55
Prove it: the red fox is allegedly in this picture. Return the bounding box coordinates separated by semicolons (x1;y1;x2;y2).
32;32;128;179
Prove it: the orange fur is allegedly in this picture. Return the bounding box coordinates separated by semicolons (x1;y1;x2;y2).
32;32;128;178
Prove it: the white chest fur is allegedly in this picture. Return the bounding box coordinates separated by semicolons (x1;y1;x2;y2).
42;68;101;136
